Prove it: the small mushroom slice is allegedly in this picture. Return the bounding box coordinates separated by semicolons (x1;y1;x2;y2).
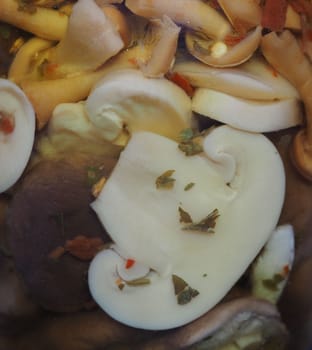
0;0;68;40
251;225;295;304
89;127;285;330
125;0;231;40
0;79;35;193
137;298;288;349
172;56;299;100
192;88;302;133
185;26;262;68
261;30;312;180
218;0;262;34
85;69;192;141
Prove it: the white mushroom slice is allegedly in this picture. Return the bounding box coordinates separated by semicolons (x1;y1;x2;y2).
125;0;231;40
0;79;35;193
89;126;285;330
173;56;299;100
85;69;192;141
251;224;295;303
192;89;302;133
185;26;262;68
48;0;124;75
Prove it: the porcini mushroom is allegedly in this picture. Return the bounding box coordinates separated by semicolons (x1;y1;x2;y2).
125;0;231;40
261;30;312;180
0;79;35;193
185;25;262;68
85;69;192;141
89;126;285;330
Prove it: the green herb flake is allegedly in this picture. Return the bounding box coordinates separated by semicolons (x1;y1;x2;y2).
182;208;220;233
0;25;11;40
172;274;199;305
86;165;105;186
262;273;285;292
178;206;193;224
179;128;195;142
203;273;207;277
178;140;203;156
184;182;195;191
126;277;151;286
155;170;176;189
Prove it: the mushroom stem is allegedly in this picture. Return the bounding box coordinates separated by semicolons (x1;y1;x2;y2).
125;0;231;40
261;30;312;180
0;0;68;40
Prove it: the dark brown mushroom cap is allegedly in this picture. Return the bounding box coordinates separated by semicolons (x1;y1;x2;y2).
7;157;116;312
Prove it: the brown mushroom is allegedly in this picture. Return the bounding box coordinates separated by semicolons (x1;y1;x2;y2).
261;30;312;181
7;156;117;312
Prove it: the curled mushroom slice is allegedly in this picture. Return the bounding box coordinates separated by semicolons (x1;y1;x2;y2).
89;126;285;330
0;79;35;193
125;0;231;40
218;0;262;34
138;298;288;349
45;0;124;76
185;26;262;68
139;15;181;78
251;224;295;304
85;69;192;141
173;56;299;100
192;88;302;133
0;0;68;40
261;30;312;180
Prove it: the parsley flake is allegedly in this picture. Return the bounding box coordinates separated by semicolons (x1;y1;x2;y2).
184;182;195;191
156;170;176;189
262;273;285;291
182;208;220;233
172;274;199;305
178;206;193;224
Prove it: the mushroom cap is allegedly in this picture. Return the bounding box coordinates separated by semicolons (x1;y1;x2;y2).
7;157;116;312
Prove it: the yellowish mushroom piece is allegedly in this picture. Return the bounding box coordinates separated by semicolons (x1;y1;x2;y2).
261;30;312;181
0;0;68;41
185;25;262;68
125;0;231;40
218;0;262;33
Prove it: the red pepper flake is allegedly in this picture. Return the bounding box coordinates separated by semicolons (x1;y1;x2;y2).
224;33;246;46
125;258;136;269
128;57;138;66
261;0;288;32
283;264;290;276
167;72;195;97
65;235;105;261
0;112;15;134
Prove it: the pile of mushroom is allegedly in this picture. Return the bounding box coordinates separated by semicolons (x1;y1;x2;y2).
0;0;312;348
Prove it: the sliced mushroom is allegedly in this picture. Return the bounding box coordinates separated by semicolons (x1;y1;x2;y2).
0;79;35;193
218;0;262;34
85;69;192;141
125;0;231;40
251;224;295;303
0;0;69;40
172;56;299;100
261;30;312;180
138;15;181;78
185;26;262;68
192;88;302;133
89;126;285;330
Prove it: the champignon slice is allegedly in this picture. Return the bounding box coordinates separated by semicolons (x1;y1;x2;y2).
0;79;35;193
185;25;262;68
125;0;231;40
251;224;295;303
89;126;285;330
7;157;116;312
0;0;68;40
191;88;302;133
85;69;192;141
172;56;299;100
218;0;262;34
137;298;288;349
261;30;312;180
138;15;181;78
